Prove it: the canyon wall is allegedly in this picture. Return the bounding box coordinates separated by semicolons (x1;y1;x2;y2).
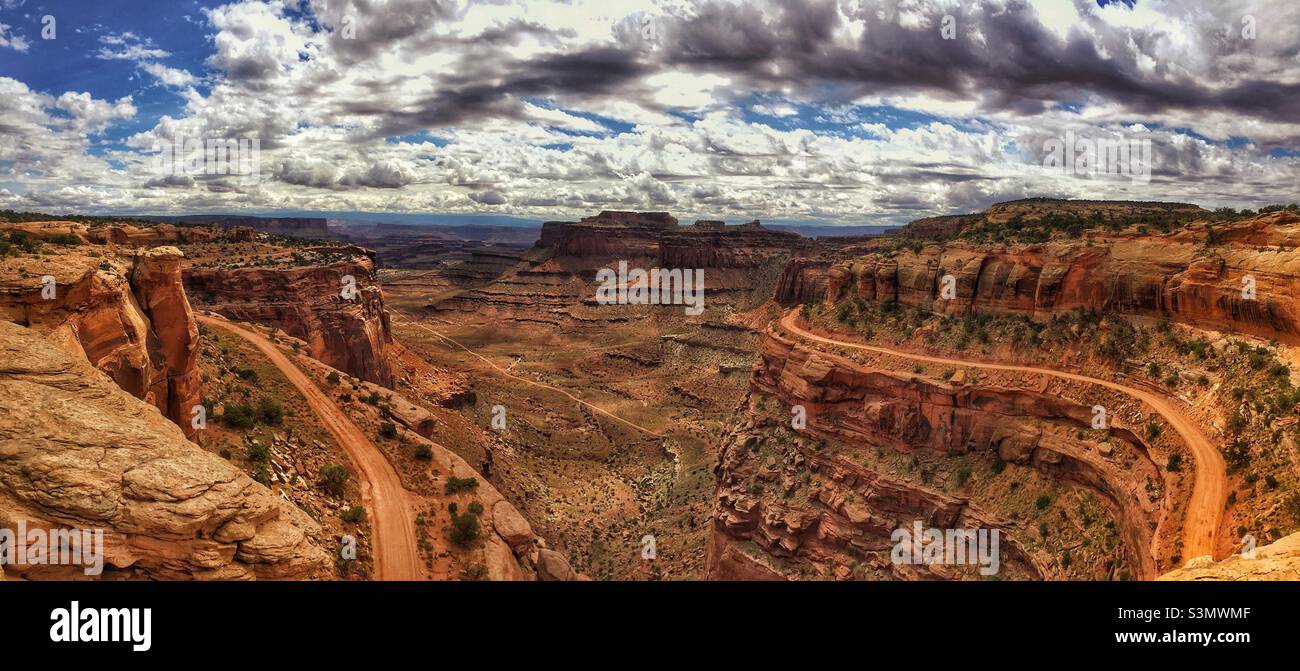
184;254;394;386
0;320;327;579
707;330;1166;580
0;244;202;438
787;211;1300;343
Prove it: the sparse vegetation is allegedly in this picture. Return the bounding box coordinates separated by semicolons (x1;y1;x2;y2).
320;464;349;497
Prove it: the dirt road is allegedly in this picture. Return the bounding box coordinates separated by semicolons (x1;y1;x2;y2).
779;309;1226;562
198;315;423;580
391;310;665;438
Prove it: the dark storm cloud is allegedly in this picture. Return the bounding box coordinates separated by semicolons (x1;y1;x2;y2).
316;0;460;63
648;0;1300;124
369;46;652;137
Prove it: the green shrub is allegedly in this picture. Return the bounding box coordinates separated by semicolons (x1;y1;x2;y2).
1035;494;1052;511
320;464;349;496
379;422;398;439
326;371;340;385
414;444;433;460
246;442;270;464
222;403;257;428
448;502;480;547
341;506;366;524
444;476;478;495
257;398;284;425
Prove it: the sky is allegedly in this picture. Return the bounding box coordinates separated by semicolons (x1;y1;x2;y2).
0;0;1298;226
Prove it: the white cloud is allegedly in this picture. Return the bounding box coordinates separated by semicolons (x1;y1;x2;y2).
2;0;1298;222
0;22;29;52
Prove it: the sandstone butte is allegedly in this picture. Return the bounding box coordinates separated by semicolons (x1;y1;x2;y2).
538;210;813;268
0;318;328;579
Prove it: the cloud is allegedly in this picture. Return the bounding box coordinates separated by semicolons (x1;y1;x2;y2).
96;32;198;89
0;22;29;52
2;0;1298;223
468;190;507;205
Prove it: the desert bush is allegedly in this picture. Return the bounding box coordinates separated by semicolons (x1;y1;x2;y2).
258;398;284;425
320;464;349;496
223;403;257;428
444;476;479;495
448;502;480;547
341;506;366;524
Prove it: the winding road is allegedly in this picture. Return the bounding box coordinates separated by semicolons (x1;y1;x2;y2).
198;315;423;580
779;308;1226;563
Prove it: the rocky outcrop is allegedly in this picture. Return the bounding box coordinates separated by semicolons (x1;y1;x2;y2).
813;211;1300;344
706;330;1168;580
537;211;677;258
141;215;329;239
1159;533;1300;580
659;221;808;268
0;220;91;243
982;198;1202;224
86;223;218;246
775;258;832;304
184;254;394;386
131;247;202;439
0;246;202;438
0;320;327;580
536;210;810;269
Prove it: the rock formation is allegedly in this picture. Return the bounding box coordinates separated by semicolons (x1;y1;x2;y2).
184;253;394;386
0;245;202;438
706;329;1165;580
0;320;327;579
787;209;1300;344
537;210;811;268
1159;533;1300;580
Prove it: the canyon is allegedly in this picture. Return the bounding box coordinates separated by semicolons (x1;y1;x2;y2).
3;198;1300;582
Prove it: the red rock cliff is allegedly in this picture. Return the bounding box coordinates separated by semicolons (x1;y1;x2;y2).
184;255;394;386
0;245;202;438
806;211;1300;343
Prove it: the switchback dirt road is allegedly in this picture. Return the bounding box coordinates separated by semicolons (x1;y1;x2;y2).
779;309;1226;563
198;315;423;580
